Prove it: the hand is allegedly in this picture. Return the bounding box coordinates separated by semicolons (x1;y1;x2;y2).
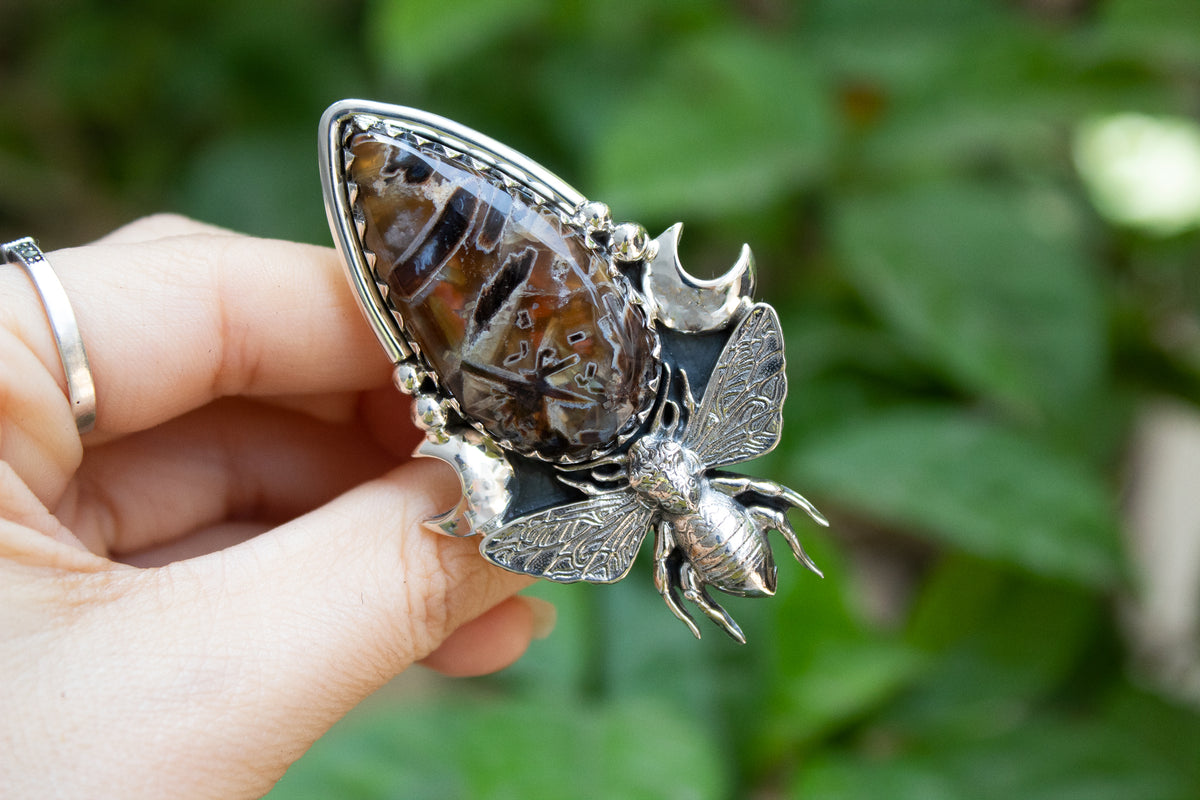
0;215;542;798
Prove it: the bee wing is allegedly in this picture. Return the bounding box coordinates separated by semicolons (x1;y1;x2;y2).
682;303;787;468
480;491;654;584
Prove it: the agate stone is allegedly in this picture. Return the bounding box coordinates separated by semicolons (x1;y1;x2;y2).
348;133;659;461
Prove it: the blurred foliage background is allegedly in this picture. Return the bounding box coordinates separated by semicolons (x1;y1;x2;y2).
4;0;1200;796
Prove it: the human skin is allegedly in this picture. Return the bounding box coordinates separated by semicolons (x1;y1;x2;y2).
0;215;540;798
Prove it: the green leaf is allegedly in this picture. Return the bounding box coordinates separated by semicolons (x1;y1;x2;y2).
795;714;1190;800
176;132;328;243
891;559;1105;738
503;563;738;717
831;182;1104;420
789;408;1124;586
494;582;598;701
806;7;1175;177
797;686;1198;800
1094;0;1200;70
366;0;551;85
267;697;728;800
796;757;960;800
801;0;1009;97
1104;685;1200;792
738;538;925;775
940;717;1191;800
591;32;834;222
770;638;925;746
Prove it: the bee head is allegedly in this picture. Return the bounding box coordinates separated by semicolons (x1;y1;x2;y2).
627;436;703;515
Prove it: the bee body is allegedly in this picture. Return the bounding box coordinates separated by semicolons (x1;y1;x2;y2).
668;487;777;598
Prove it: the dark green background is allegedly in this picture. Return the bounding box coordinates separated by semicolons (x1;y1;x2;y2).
3;0;1199;797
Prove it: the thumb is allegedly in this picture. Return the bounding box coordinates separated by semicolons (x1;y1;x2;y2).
13;460;532;799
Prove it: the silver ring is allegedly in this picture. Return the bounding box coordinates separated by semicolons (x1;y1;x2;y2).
2;237;96;433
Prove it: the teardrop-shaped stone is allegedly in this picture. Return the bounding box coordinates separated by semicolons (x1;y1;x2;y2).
347;132;659;461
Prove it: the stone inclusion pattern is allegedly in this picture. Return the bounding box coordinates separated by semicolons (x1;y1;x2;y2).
349;133;659;462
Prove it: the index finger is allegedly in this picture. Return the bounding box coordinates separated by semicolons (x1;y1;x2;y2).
45;216;392;435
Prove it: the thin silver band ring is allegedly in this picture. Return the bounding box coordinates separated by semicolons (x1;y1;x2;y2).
2;237;97;433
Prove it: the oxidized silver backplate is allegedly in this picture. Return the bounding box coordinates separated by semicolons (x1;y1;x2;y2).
320;99;827;642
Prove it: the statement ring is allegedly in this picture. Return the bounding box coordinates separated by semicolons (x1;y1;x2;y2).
320;100;827;642
2;237;96;434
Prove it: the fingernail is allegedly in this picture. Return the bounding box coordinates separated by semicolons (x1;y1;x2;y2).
521;595;557;640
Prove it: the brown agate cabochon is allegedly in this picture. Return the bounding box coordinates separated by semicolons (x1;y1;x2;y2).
348;132;659;461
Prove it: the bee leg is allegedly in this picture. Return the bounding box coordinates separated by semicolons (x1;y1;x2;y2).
677;369;699;420
750;506;823;578
679;564;746;644
709;476;829;528
590;464;625;483
654;523;701;639
556;474;618;496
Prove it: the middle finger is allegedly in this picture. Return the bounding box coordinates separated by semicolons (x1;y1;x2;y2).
59;397;403;558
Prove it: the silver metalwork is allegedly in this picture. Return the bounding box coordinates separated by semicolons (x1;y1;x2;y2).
389;359;515;537
643;223;756;333
321;100;827;641
610;222;650;263
418;429;515;537
481;305;828;643
2;237;96;434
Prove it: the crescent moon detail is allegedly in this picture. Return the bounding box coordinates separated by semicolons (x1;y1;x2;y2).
642;223;756;333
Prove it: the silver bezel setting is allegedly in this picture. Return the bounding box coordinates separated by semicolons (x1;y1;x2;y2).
321;100;661;464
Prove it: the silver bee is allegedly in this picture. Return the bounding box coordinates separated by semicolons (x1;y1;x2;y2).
481;304;828;642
